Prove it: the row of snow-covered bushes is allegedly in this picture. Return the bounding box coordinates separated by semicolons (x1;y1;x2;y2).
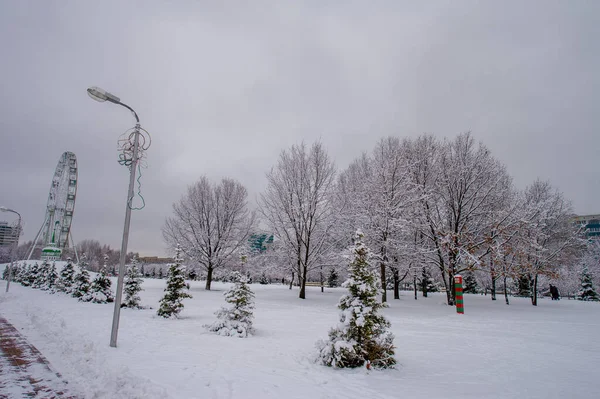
1;259;147;307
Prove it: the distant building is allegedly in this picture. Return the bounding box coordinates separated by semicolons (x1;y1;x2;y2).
138;256;173;264
572;214;600;239
0;221;18;248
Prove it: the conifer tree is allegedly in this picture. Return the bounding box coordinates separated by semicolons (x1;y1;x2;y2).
58;258;76;293
157;245;192;318
158;268;164;279
577;264;599;301
32;261;49;289
2;265;9;281
72;265;92;299
41;262;59;292
316;230;396;369
463;271;479;294
259;271;269;285
205;271;255;337
85;259;114;303
20;264;33;287
327;268;339;288
122;256;144;309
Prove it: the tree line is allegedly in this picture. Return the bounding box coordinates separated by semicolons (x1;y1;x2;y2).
163;132;590;306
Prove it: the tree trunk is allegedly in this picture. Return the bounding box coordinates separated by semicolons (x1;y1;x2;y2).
531;274;538;306
289;272;294;289
320;266;324;293
299;266;307;299
503;274;510;305
380;262;387;303
393;268;400;300
413;273;418;300
490;256;497;301
205;266;213;290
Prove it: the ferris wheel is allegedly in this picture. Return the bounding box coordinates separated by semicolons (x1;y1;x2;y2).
28;152;78;260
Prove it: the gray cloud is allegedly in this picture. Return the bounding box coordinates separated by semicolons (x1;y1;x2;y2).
1;0;598;256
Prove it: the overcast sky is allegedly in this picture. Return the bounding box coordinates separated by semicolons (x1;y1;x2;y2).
1;1;598;257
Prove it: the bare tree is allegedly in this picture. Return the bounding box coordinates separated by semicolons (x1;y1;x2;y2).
515;179;583;305
163;176;255;290
259;142;338;299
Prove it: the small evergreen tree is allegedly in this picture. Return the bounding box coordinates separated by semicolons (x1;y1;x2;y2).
327;268;339;288
158;267;164;279
20;264;33;287
205;271;255;337
577;265;599;301
72;265;92;299
1;265;9;280
463;271;479;294
151;268;156;278
316;230;396;369
188;268;198;281
32;261;49;289
122;256;144;309
85;261;114;303
41;262;59;292
259;271;269;285
58;258;76;293
157;245;192;318
515;274;530;297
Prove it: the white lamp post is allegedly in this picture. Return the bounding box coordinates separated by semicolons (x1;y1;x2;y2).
0;206;21;293
88;86;141;348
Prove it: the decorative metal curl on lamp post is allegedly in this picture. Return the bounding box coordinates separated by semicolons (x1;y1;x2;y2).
0;206;21;293
87;86;141;348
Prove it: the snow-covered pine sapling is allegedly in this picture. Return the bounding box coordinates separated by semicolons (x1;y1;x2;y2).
157;245;192;318
316;230;396;369
122;256;144;309
58;258;76;293
72;265;92;299
32;261;49;289
20;264;33;287
85;263;114;304
205;271;255;338
327;268;339;288
259;271;269;285
577;264;599;301
41;261;59;292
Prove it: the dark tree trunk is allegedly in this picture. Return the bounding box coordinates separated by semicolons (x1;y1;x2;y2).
531;274;538;306
503;274;510;305
205;266;213;290
380;262;387;303
289;272;294;289
320;266;324;293
299;266;307;299
490;256;497;301
393;268;400;300
413;273;418;300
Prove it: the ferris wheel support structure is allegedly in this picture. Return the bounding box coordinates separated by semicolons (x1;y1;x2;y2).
28;152;78;260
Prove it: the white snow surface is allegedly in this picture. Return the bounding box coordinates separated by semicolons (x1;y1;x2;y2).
2;262;600;398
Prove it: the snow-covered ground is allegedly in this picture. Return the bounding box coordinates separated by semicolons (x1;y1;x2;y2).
1;262;600;399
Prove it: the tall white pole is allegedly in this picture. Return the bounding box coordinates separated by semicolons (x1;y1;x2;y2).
110;124;141;348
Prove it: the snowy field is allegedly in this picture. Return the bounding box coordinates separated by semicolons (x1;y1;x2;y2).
1;263;600;399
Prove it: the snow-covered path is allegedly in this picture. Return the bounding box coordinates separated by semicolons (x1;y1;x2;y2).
1;270;600;399
0;315;76;398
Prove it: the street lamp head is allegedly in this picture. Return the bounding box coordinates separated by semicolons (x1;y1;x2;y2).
0;206;9;212
87;86;121;104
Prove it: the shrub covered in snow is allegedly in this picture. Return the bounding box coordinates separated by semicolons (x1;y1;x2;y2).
122;257;144;309
578;264;599;301
84;266;114;303
72;266;92;299
32;261;48;289
41;262;58;292
157;245;192;318
57;258;76;293
316;230;396;369
205;271;255;338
